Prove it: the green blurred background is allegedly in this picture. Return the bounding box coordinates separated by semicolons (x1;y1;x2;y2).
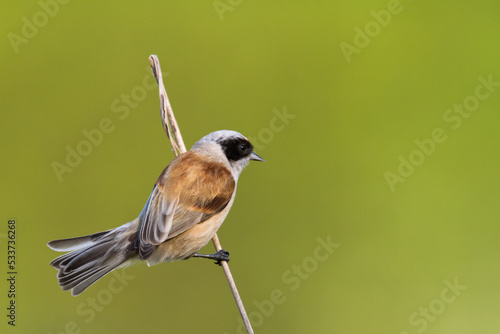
2;1;500;333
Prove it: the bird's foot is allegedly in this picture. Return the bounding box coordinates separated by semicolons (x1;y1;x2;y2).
192;249;230;266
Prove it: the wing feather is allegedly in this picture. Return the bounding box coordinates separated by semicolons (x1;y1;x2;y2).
137;152;235;260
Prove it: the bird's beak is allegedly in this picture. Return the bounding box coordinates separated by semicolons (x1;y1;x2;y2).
250;152;265;162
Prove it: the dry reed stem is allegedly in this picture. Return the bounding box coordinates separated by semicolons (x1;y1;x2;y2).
148;55;254;334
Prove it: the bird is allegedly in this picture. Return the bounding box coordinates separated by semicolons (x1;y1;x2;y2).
47;130;264;296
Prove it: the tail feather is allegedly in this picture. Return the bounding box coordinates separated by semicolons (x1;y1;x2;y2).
59;266;97;290
47;230;112;252
64;241;114;273
48;224;136;296
71;266;116;296
49;251;76;269
60;265;112;292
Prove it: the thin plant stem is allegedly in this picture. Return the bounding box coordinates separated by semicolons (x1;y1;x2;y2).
148;55;254;334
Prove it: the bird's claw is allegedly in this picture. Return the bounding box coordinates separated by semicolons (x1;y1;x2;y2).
213;249;230;266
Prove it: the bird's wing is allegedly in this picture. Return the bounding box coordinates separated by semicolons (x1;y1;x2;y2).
138;152;235;259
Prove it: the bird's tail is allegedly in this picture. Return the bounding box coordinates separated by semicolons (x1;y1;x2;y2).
47;221;137;296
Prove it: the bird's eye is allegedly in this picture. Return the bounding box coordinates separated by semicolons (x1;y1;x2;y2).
239;143;247;152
